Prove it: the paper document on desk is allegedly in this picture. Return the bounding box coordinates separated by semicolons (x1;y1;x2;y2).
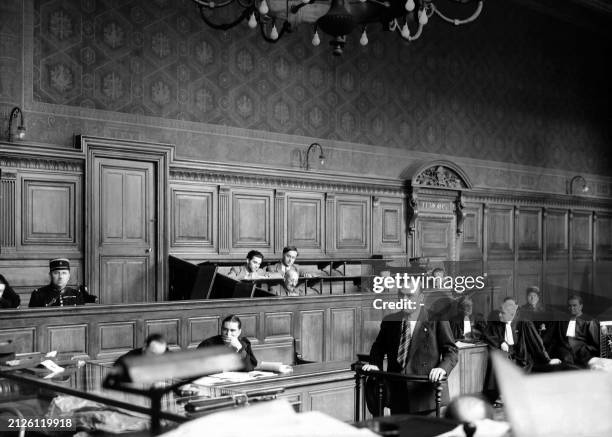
160;399;376;437
491;350;612;437
193;370;276;385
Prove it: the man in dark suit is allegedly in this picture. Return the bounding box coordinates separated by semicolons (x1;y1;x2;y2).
227;250;265;280
363;278;458;415
198;314;258;371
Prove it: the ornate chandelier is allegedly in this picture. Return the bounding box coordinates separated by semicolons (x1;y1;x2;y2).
192;0;484;55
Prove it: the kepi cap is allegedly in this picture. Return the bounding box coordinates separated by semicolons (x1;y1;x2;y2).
49;258;70;272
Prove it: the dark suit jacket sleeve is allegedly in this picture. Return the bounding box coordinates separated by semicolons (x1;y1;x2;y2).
369;320;391;369
28;289;44;307
482;322;504;349
436;321;458;374
0;287;20;308
240;338;258;371
518;320;550;364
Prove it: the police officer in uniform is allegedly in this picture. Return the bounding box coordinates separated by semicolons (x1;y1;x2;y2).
28;258;95;307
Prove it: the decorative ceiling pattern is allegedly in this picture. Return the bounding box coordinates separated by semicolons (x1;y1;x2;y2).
31;0;612;175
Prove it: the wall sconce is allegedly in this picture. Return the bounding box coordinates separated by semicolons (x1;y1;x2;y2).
6;106;26;142
568;175;589;195
303;142;325;171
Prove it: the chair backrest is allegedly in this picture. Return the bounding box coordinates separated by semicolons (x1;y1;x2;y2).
252;339;295;365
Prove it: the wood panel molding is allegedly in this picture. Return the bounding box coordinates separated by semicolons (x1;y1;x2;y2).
170;186;216;249
487;205;514;256
22;177;78;246
287;193;324;254
231;189;273;251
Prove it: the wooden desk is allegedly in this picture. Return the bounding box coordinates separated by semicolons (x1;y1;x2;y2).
447;342;488;400
204;361;357;422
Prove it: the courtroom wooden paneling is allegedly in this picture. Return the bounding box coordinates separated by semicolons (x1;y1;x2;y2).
264;311;293;341
21;176;79;247
286;192;324;256
417;217;454;260
0;295;376;363
0;327;36;355
447;344;488;400
100;256;149;303
572;211;593;255
460;204;483;260
544;262;570;307
516;260;542;305
596;214;612;259
332;195;371;256
487;261;514;302
231;189;273;252
545;209;569;257
48;324;88;355
373;197;405;255
300;310;325;362
308;384;355;421
571;260;592;294
0;170;16;249
329;307;356;362
145;319;180;349
187;316;219;349
487;205;514;257
98;321;137;359
518;207;542;256
170;185;216;252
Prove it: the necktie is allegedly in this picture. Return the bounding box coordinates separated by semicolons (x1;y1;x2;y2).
397;319;411;368
504;322;514;346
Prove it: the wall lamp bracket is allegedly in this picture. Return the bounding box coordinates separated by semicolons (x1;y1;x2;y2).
303;142;325;171
6;106;26;142
568;175;589;195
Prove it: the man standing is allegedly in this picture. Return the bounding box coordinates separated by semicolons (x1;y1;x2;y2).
198;315;258;371
227;250;265;280
28;259;93;307
363;278;458;414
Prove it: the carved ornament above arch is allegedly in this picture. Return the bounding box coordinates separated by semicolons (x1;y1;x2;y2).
403;160;472;190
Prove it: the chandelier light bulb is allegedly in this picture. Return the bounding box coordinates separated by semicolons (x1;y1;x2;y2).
248;12;257;29
259;0;269;15
360;30;368;46
389;20;397;31
405;0;415;12
418;8;428;25
400;22;411;38
270;24;279;40
312;30;320;46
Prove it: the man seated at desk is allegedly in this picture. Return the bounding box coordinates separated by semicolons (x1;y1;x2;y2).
267;246;312;278
362;277;458;415
227;250;265;280
28;258;95;307
114;333;170;367
198;315;258;371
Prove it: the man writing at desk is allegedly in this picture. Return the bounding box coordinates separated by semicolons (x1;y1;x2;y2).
363;277;458;415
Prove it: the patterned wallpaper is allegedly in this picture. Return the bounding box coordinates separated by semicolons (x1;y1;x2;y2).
28;0;612;176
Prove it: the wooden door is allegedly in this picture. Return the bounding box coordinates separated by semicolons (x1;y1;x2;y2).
92;158;156;303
